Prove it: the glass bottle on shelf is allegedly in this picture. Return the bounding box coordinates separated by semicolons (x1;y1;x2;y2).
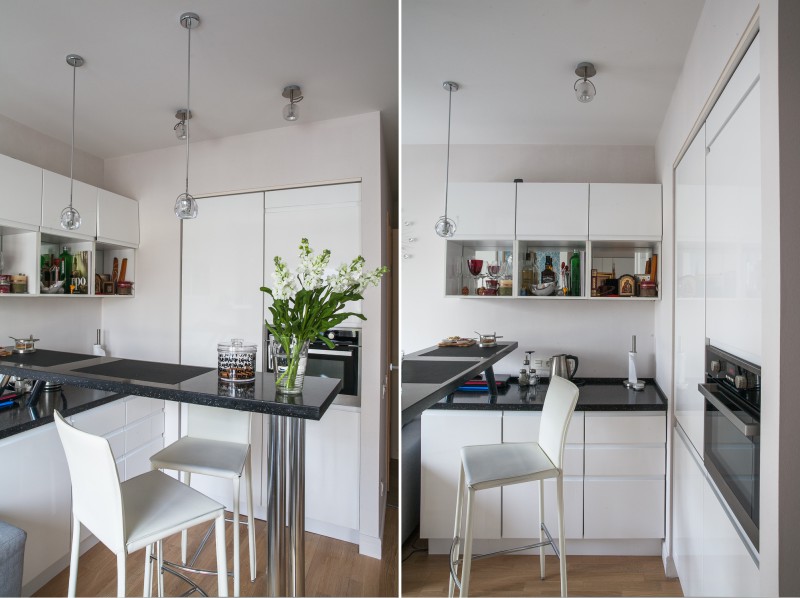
541;256;556;284
58;246;72;287
520;253;534;295
570;250;581;296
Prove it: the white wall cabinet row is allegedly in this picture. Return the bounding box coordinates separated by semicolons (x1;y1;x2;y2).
420;410;666;550
0;396;163;595
0;153;139;298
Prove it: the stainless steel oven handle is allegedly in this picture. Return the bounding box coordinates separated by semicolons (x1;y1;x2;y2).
309;348;354;357
699;383;760;438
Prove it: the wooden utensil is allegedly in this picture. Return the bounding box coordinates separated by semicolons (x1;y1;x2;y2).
119;258;128;282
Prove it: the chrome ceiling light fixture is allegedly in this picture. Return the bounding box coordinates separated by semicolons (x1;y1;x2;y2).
174;108;192;140
60;54;84;231
282;85;303;121
175;11;200;220
574;62;597;103
435;81;459;238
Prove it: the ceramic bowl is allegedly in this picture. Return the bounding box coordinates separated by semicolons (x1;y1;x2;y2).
532;282;556;296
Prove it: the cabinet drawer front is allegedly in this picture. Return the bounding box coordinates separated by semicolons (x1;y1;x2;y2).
585;445;665;476
71;401;125;436
585;413;665;444
583;479;665;539
503;411;584;444
125;413;165;455
516;183;589;239
502;478;583;539
126;395;163;423
124;437;165;481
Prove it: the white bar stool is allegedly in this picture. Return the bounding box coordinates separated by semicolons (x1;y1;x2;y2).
448;376;579;597
54;410;228;598
149;404;255;597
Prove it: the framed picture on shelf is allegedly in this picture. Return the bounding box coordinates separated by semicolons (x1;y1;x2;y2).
618;274;635;297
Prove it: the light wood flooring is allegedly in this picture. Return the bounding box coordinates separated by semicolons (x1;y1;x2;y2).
402;541;683;597
35;505;398;597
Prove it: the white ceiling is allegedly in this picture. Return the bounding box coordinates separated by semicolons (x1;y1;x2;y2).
0;0;398;188
402;0;705;146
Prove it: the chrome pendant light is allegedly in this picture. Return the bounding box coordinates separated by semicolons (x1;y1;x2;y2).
175;12;200;220
282;85;303;121
574;62;597;103
435;81;459;238
60;54;84;231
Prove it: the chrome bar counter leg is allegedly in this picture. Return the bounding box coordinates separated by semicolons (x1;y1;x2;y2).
267;414;286;597
288;417;306;597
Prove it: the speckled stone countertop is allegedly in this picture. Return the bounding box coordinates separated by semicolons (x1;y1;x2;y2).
429;377;667;411
0;349;342;440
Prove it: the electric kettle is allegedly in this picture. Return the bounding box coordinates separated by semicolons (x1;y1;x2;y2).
550;354;579;380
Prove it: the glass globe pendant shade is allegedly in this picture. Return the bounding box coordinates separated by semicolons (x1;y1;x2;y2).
283;102;299;122
434;216;457;238
60;205;82;230
175;120;188;140
574;78;596;103
175;192;198;219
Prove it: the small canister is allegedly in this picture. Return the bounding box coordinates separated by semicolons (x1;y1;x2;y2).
498;278;513;296
0;275;10;294
217;338;257;382
639;280;657;297
116;281;133;295
11;274;27;294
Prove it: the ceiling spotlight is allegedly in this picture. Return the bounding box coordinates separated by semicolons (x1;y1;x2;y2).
174;109;192;140
282;85;303;121
574;62;597;103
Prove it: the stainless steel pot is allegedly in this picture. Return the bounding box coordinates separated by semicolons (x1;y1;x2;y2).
9;335;39;353
550;354;579;380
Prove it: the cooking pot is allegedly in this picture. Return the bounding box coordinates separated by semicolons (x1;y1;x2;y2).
550;354;579;380
9;335;39;354
475;331;503;348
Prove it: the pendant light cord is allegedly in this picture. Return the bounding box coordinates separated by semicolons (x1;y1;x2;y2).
184;20;192;196
444;84;453;221
69;61;76;209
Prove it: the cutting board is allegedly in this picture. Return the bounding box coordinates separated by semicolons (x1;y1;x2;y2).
437;337;477;347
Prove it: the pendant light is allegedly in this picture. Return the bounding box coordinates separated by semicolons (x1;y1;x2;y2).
60;54;84;231
174;12;200;220
574;62;597;103
282;85;303;121
435;81;459;238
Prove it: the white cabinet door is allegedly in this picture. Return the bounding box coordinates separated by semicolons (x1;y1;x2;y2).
516;183;588;240
584;413;666;444
181;193;265;371
672;427;705;598
583;478;665;539
0;424;71;593
97;189;140;248
501;412;584;539
0;153;42;230
41;170;98;239
706;80;761;365
701;475;760;596
420;411;502;539
588;184;662;240
675;125;707;453
447;183;516;240
305;407;360;538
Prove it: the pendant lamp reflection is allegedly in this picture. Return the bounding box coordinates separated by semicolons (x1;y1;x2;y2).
60;54;84;231
435;81;459;238
175;12;200;220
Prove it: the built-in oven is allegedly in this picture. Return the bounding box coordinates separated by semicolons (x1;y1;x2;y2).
266;328;361;398
699;345;760;551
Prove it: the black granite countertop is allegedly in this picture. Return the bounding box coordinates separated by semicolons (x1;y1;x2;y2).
429;377;667;411
0;349;342;434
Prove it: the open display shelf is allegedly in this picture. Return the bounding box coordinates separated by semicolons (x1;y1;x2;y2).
445;239;514;298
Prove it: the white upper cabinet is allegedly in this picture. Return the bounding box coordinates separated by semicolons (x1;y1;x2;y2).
706;35;759;146
516;183;588;240
448;183;516;240
41;170;98;240
589;183;662;240
97;189;140;248
0;153;42;230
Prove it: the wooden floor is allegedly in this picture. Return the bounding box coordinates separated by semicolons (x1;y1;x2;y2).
36;505;398;597
402;542;683;597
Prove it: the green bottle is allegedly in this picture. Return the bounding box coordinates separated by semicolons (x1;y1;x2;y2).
59;245;72;288
570;250;581;296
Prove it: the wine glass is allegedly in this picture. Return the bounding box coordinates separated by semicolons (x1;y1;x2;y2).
466;258;484;294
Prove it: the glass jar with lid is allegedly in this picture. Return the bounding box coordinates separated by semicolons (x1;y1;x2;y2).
217;338;257;382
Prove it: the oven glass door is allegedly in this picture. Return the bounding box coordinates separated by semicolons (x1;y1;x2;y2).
704;391;760;546
307;347;358;397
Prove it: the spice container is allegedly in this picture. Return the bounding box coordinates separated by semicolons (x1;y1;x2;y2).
0;275;10;294
218;338;257;382
639;280;657;297
498;278;513;296
11;274;27;294
116;281;133;295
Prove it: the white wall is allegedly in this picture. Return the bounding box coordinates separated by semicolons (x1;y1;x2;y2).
102;111;389;552
401;144;658;377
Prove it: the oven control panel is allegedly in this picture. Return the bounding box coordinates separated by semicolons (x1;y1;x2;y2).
706;345;761;408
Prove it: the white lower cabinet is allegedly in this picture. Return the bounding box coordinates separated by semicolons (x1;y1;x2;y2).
672;425;760;597
420;411;503;540
0;424;72;594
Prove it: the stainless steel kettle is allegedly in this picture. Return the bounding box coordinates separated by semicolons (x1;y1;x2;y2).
550;354;579;380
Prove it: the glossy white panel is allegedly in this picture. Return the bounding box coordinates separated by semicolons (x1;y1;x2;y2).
584;445;665;476
0;153;42;229
516;183;589;240
706;80;761;365
502;478;583;539
502;411;583;475
706;35;760;144
41;170;98;239
96;189;139;247
672;428;705;597
420;411;502;539
124;437;165;481
124;413;165;455
583;478;665;539
675;124;707;453
70;400;126;436
588;183;662;240
447;183;516;240
584;413;666;444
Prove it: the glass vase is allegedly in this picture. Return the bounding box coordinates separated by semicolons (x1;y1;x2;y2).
271;336;310;394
